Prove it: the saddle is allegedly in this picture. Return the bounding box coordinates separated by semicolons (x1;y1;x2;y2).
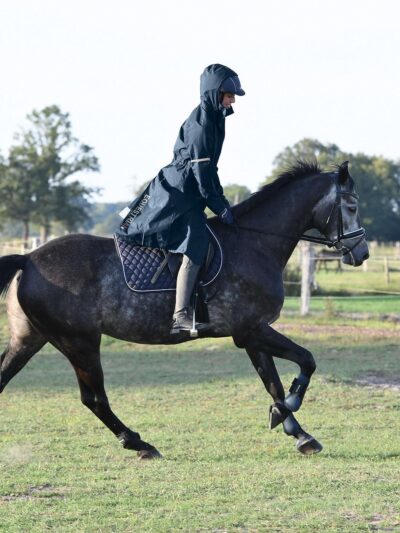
113;225;222;293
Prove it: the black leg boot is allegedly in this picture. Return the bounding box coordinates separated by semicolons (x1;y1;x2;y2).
170;256;210;334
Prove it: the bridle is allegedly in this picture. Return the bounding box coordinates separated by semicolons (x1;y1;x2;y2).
234;175;366;257
300;179;366;256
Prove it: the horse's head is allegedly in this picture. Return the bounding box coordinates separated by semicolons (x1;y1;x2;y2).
312;161;369;266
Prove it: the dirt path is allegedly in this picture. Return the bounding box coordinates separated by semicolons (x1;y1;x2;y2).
353;375;400;391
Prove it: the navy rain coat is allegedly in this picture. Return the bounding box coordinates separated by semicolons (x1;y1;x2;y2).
117;64;239;265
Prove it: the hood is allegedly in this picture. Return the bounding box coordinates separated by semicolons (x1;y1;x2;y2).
200;64;239;113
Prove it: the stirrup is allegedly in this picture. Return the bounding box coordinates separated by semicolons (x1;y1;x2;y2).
170;310;209;336
170;319;210;336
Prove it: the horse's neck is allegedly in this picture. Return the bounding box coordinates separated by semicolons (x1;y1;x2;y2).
239;176;333;268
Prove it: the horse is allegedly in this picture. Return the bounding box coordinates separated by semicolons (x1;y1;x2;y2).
0;161;369;458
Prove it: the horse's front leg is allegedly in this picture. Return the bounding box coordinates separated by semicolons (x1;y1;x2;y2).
245;343;288;428
254;322;316;413
243;325;322;455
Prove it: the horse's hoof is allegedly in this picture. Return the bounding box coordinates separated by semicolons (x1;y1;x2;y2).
137;448;163;460
296;436;323;456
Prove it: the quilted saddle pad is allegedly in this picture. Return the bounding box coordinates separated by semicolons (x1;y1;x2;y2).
114;225;223;292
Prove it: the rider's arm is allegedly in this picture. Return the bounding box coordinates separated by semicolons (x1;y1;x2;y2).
187;122;230;215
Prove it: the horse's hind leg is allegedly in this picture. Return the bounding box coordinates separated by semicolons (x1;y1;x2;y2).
57;336;161;459
73;363;162;459
0;284;47;392
0;334;46;393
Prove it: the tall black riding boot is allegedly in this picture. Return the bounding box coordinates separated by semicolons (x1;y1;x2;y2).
170;255;210;334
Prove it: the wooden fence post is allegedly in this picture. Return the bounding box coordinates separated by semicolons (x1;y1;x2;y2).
300;241;315;316
384;256;390;285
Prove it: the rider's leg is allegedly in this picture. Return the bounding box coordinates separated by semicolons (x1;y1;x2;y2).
174;255;200;315
171;255;208;332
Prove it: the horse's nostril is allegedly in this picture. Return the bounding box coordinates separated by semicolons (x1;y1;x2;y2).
363;252;369;261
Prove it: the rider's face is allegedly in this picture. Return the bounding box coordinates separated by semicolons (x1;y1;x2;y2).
221;92;236;108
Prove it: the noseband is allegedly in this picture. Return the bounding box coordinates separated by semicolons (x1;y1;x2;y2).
300;179;366;255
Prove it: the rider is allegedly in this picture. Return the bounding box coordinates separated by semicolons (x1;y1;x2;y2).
117;64;245;333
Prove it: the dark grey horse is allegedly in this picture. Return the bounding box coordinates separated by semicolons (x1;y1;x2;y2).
0;162;369;458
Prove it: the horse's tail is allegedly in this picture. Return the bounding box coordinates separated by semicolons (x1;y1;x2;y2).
0;254;27;298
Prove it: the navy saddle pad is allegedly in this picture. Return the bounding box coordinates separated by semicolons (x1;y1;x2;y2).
114;226;222;292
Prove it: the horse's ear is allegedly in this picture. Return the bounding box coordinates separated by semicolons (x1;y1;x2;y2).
338;161;350;184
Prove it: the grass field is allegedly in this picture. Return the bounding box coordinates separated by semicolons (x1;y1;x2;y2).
282;295;400;316
0;314;399;532
287;242;400;299
0;244;399;532
314;269;400;296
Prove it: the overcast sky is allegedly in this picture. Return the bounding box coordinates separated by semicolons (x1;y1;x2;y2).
1;0;399;202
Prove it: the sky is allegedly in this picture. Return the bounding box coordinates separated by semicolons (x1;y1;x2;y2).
1;0;399;203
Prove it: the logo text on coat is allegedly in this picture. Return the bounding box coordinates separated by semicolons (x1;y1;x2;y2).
120;194;151;231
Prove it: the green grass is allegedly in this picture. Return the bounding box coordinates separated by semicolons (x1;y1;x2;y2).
286;243;400;299
315;269;400;296
282;295;400;315
282;260;400;317
0;256;399;531
1;329;399;532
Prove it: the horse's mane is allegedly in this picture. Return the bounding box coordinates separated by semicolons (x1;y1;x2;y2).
232;160;324;217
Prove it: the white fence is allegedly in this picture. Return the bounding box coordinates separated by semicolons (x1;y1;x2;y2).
1;237;399;316
295;241;400;315
0;237;43;256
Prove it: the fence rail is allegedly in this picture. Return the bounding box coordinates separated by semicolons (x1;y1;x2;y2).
0;238;41;256
1;238;399;314
291;241;400;314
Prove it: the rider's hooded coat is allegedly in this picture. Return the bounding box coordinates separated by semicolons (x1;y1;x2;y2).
117;64;238;265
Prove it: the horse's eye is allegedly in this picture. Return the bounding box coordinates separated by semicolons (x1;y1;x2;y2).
348;206;357;213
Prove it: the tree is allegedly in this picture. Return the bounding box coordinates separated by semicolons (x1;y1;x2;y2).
267;138;344;182
264;138;400;241
0;148;36;241
223;184;252;205
0;105;100;241
51;181;94;233
85;202;126;236
346;154;400;241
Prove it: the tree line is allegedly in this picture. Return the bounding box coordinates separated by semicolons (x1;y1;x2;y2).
266;138;400;242
0;106;99;242
0;107;399;242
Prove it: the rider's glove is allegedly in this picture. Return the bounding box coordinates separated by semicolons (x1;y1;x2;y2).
219;207;235;225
